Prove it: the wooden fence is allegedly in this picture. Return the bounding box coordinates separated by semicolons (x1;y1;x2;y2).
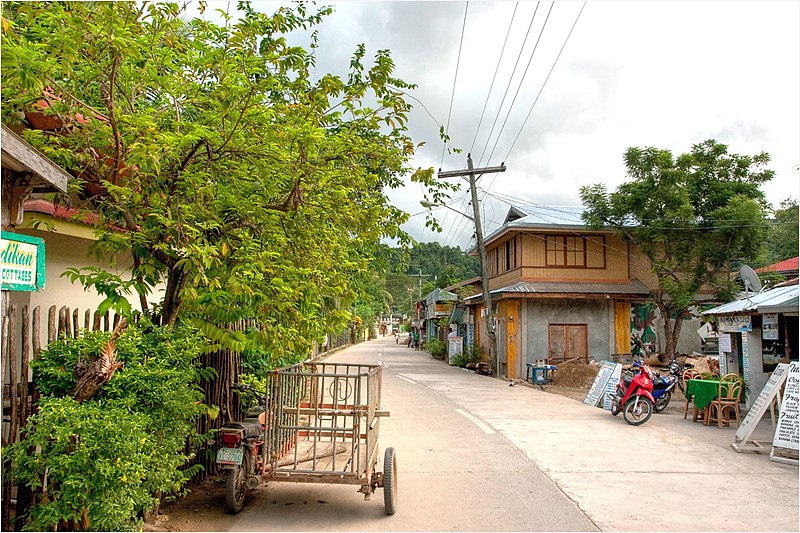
1;303;124;531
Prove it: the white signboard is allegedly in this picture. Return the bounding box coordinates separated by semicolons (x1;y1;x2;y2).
718;315;752;332
448;336;463;365
772;363;800;451
584;361;618;407
719;333;732;352
732;363;790;452
602;363;624;410
762;313;780;341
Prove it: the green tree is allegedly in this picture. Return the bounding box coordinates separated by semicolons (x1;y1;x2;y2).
1;2;448;358
581;140;773;358
764;198;799;264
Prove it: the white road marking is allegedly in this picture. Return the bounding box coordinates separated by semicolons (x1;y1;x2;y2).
396;374;417;385
455;408;496;434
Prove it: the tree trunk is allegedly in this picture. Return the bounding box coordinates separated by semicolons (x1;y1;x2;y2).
657;301;677;360
161;267;185;326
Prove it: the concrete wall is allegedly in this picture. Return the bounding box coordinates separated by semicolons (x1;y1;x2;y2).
521;299;614;369
7;226;165;373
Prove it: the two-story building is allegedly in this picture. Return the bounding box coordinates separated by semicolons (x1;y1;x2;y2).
463;205;704;379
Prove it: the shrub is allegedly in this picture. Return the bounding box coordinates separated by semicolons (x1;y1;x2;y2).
8;322;212;531
451;344;482;368
428;338;446;360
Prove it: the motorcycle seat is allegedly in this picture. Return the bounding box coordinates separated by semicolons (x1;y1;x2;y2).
622;372;634;387
222;420;262;438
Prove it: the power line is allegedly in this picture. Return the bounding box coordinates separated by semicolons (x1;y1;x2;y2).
503;1;587;165
474;2;541;169
482;1;555;169
440;2;470;168
468;2;519;156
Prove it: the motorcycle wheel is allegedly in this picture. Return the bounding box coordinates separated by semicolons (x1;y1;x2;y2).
225;453;250;514
654;391;671;413
623;397;653;426
611;399;621;416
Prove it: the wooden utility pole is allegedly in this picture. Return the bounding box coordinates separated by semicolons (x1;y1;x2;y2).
438;154;506;377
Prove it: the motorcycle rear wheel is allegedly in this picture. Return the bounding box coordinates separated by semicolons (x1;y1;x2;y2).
654;391;671;413
225;454;250;514
623;397;653;426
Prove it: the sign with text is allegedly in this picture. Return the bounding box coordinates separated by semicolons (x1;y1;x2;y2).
1;232;45;291
772;363;799;451
602;363;624;410
762;313;780;341
584;361;619;407
448;336;463;365
732;363;790;451
718;315;752;333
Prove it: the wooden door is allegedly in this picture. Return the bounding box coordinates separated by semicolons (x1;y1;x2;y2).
548;324;588;363
504;301;520;379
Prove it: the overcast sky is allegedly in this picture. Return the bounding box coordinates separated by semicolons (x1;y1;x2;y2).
216;1;800;250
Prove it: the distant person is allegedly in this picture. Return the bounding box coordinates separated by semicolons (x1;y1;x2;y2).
448;327;457;340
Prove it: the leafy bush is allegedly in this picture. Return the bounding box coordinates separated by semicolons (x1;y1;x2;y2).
8;322;212;531
451;344;482;368
428;338;446;360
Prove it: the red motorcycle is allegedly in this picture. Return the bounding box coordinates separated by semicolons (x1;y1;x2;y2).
608;360;655;426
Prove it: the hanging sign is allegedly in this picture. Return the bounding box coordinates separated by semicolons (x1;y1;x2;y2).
718;315;752;332
1;232;46;292
762;313;780;340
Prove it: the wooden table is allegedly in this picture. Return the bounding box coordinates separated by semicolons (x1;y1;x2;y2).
686;379;733;425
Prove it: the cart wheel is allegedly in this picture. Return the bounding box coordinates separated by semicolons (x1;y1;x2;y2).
383;447;397;515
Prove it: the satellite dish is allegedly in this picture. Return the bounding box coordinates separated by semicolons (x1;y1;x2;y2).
739;265;762;294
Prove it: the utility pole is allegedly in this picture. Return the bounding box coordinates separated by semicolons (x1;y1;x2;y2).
438;154;506;377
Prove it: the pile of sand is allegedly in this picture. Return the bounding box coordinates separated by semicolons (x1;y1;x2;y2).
551;361;599;389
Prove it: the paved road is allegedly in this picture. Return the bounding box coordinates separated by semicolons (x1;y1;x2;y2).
231;336;597;532
226;336;798;532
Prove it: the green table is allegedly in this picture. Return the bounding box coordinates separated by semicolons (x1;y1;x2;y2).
686;379;729;410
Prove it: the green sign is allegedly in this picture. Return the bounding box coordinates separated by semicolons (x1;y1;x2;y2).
1;231;45;291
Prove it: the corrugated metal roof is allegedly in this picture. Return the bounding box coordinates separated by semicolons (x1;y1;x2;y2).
464;279;650;301
702;284;799;316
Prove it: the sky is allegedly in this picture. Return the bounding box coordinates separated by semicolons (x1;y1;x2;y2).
209;1;800;250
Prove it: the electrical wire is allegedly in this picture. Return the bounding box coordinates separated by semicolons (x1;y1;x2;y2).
502;1;587;165
440;2;470;169
481;1;555;169
468;2;519;156
474;2;540;169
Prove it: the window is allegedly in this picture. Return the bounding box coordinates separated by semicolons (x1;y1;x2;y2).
545;235;604;268
504;238;517;271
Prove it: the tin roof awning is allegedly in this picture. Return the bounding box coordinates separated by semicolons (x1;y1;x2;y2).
449;306;466;324
463;279;651;302
702;284;799;316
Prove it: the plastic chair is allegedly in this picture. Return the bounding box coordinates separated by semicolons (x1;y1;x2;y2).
682;369;702;419
707;373;743;428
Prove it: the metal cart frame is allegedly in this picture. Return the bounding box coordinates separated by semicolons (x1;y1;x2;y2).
262;361;396;513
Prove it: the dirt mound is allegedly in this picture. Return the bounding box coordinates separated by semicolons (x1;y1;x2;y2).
551;361;599;389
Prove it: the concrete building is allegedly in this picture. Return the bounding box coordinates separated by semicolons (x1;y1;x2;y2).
462;205;708;379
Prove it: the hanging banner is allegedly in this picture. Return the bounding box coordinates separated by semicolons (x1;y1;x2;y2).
1;231;46;292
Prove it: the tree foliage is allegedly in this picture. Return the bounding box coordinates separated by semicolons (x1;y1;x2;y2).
1;1;449;358
580;140;773;357
763;198;799;265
